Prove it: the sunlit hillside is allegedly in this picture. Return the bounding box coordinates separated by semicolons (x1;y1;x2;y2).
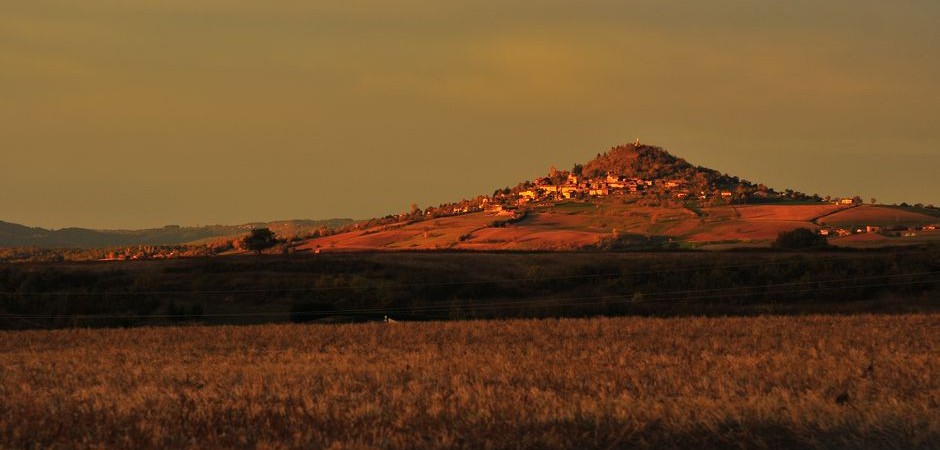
297;199;940;251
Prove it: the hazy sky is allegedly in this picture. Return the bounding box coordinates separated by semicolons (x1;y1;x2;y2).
3;0;939;229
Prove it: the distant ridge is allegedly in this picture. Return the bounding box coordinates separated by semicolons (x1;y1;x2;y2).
0;219;354;248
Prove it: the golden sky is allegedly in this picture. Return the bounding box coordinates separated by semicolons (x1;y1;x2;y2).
2;1;939;228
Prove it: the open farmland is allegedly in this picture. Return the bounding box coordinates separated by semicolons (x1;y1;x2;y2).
0;315;937;449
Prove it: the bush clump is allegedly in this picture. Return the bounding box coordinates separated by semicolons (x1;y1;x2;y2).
773;227;828;250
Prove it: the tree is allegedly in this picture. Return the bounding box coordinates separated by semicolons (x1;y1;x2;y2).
773;228;829;250
870;198;877;205
571;163;583;176
242;228;279;254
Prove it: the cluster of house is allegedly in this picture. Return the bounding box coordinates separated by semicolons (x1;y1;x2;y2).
483;203;524;217
99;244;226;261
819;224;938;238
102;247;183;261
514;173;734;203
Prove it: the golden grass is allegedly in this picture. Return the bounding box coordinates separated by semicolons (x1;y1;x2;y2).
2;315;937;449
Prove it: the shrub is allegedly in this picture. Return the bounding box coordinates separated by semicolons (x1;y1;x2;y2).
773;227;828;250
242;228;279;253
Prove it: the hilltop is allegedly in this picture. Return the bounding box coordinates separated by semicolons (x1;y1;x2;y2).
580;144;749;193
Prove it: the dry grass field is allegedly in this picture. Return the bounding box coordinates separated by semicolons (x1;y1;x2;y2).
1;315;938;449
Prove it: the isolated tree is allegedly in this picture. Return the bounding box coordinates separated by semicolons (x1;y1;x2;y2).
242;227;278;254
772;228;829;250
870;198;877;205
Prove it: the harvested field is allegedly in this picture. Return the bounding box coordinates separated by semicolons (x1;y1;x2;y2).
685;220;816;242
297;213;495;251
1;315;937;449
463;227;601;250
701;206;737;221
733;204;846;221
819;205;938;227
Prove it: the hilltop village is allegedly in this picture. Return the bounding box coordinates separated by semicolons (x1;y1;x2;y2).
509;170;737;206
426;168;851;219
414;144;827;221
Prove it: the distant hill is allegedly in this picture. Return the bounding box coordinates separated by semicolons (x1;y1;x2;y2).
0;219;354;248
295;142;939;251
